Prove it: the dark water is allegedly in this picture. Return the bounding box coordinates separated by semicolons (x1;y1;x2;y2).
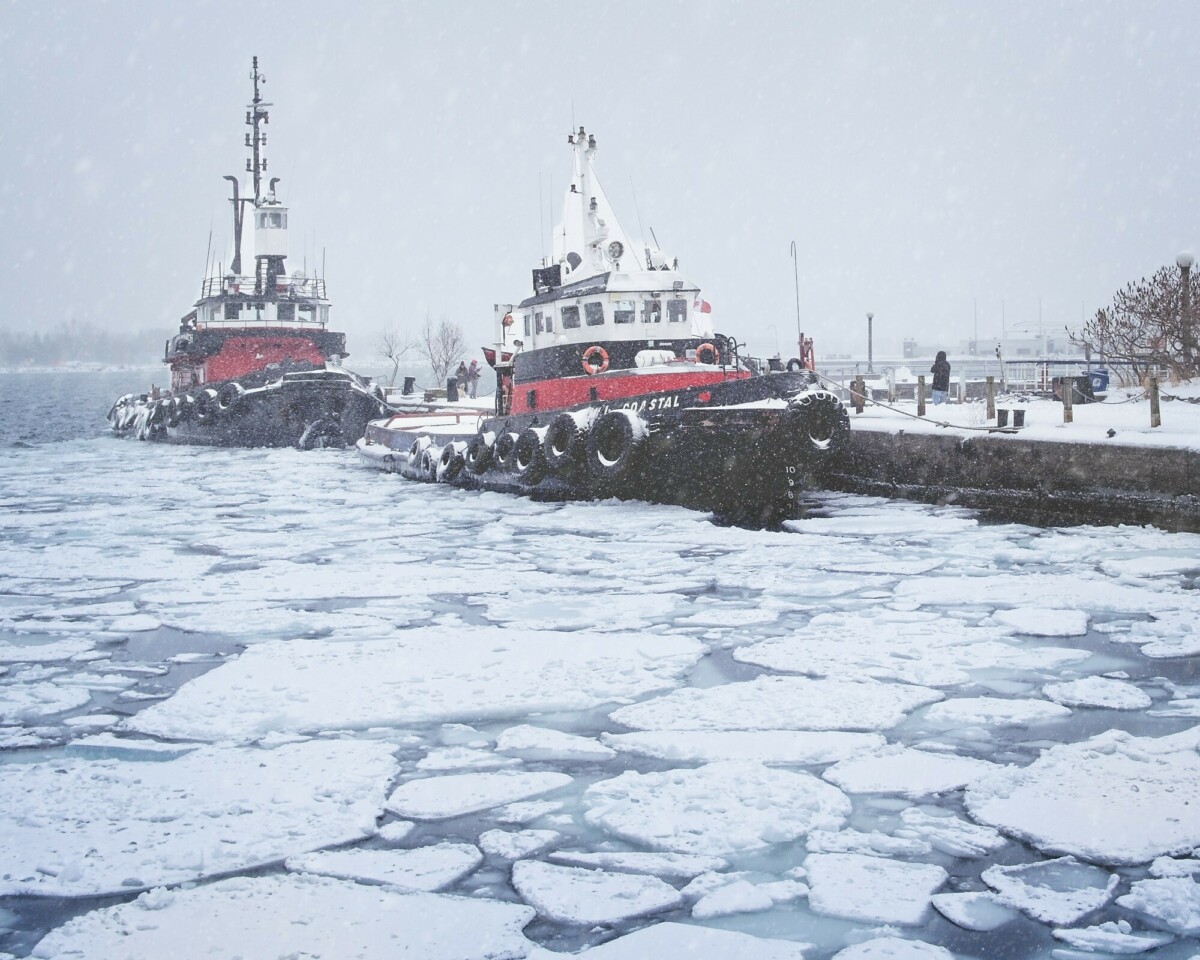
0;369;158;446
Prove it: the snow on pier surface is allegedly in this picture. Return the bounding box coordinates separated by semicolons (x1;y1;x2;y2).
3;438;1200;958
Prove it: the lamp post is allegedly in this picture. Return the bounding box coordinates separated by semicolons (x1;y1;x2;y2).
866;312;874;373
790;240;802;359
1178;251;1195;371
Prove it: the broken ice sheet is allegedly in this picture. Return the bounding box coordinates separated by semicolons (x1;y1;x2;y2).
0;740;398;897
1052;919;1174;954
1116;877;1200;935
478;829;559;860
584;761;849;855
804;852;948;926
550;921;812;959
386;770;572;820
990;607;1089;636
511;860;682;926
930;891;1019;931
894;808;1007;858
831;936;955;959
923;696;1071;727
1042;676;1153;710
286;842;482;891
981;856;1118;925
601;729;885;765
29;875;535;960
495;723;617;762
547;850;728;879
822;745;998;797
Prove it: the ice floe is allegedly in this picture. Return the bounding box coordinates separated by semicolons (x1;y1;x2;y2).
286;842;482;890
804;853;948;925
584;761;850;855
0;740;398;897
966;728;1200;864
547;850;729;878
386;770;572;820
1116;876;1200;935
894;808;1007;857
981;856;1118;924
930;891;1019;931
1042;675;1153;710
831;937;954;959
692;878;775;918
609;676;943;732
923;696;1072;727
126;627;703;742
1052;919;1174;954
822;745;998;797
511;860;683;925
478;829;560;860
29;874;535;960
0;681;90;722
601;729;886;765
557;921;812;958
805;828;932;858
495;723;617;762
990;607;1089;636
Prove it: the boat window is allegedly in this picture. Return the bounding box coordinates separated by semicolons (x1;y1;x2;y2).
584;302;605;326
523;314;531;337
614;299;636;324
278;303;295;321
319;306;329;324
257;212;267;229
668;300;688;323
224;302;241;319
535;312;544;334
561;305;580;329
544;311;553;333
642;300;662;324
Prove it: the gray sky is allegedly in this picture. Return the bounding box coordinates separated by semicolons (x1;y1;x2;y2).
2;0;1196;363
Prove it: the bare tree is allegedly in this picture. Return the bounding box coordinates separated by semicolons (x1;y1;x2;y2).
1072;263;1200;383
417;314;467;384
375;324;416;388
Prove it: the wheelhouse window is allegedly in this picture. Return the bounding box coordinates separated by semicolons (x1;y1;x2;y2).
224;302;241;320
277;302;295;322
641;299;662;324
545;311;554;333
668;300;688;323
535;312;544;334
561;305;581;329
524;314;532;337
256;211;287;229
584;302;605;326
614;299;636;324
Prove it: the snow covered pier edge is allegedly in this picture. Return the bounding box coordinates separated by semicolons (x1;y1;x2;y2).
828;430;1200;531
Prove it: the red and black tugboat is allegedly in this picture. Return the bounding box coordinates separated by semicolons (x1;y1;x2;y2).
109;58;383;448
357;127;849;525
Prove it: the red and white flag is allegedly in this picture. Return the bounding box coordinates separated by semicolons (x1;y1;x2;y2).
693;297;712;314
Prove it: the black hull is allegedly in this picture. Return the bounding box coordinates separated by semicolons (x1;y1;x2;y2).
360;372;850;526
110;368;383;449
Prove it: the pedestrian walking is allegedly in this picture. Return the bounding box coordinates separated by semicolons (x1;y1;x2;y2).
931;351;951;405
466;358;481;398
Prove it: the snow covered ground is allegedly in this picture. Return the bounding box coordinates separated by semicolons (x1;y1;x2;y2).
2;437;1200;958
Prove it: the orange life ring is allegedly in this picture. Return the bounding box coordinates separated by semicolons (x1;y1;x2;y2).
502;313;514;327
696;342;718;365
582;345;610;375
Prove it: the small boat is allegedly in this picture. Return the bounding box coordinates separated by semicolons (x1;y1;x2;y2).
357;127;850;524
108;58;383;448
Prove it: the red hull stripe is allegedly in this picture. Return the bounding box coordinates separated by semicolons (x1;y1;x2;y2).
512;369;748;415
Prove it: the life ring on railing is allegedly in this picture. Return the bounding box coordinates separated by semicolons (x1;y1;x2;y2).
696;342;718;365
502;313;514;328
581;345;610;375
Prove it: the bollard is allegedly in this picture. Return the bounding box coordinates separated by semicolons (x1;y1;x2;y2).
917;376;926;417
402;376;417;396
986;376;995;420
1150;376;1161;428
853;375;865;414
957;378;965;404
447;378;460;402
1063;376;1073;424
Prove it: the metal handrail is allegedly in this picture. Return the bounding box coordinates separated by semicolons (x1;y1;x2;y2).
199;276;327;300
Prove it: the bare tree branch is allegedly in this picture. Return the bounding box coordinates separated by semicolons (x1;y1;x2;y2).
374;324;416;388
417;314;467;385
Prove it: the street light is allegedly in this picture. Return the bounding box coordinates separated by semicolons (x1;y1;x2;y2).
866;312;874;373
1178;251;1195;368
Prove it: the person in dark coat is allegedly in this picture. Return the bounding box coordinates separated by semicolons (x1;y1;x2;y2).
931;351;951;405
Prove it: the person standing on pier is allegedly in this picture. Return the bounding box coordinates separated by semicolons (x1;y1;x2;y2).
931;351;951;405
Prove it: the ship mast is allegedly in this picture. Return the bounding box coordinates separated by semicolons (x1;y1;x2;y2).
246;56;269;203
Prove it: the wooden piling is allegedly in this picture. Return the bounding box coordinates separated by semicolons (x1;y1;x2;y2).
1062;376;1074;424
1150;376;1161;428
986;376;995;420
917;376;926;417
853;376;865;414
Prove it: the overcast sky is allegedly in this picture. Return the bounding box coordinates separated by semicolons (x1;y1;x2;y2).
2;0;1196;364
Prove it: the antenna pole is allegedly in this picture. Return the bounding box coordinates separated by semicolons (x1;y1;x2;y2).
790;240;802;356
246;56;269;203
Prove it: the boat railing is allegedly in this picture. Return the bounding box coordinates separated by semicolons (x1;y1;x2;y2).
200;275;327;301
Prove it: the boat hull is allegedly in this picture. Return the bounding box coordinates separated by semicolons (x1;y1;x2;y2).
109;367;384;449
358;372;850;525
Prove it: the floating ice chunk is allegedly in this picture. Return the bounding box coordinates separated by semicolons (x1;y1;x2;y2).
0;682;91;722
966;728;1200;864
991;608;1089;636
108;613;161;632
495;724;617;762
377;820;415;842
601;730;886;765
417;746;520;771
494;799;564;824
1116;877;1200;935
895;572;1196;615
0;639;94;663
478;829;559;860
831;936;955;959
693;879;774;919
1147;698;1200;718
286;842;482;891
895;809;1007;858
0;740;397;897
804;853;947;926
1052;919;1174;953
559;920;812;958
982;857;1118;924
30;874;536;960
127;628;703;742
53;672;136;692
511;860;682;926
62;713;121;729
924;697;1071;727
0;726;53;749
548;850;728;878
478;589;682;631
1149;856;1200;878
806;829;931;858
822;746;997;797
610;676;942;733
585;761;850;855
386;771;572;820
930;891;1018;931
1043;676;1153;710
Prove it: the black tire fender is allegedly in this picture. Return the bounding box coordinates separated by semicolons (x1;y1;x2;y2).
543;411;592;474
587;409;647;483
466;431;495;474
513;427;549;485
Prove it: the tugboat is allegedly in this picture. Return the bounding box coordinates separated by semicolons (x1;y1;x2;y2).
108;58;383;448
357;127;850;525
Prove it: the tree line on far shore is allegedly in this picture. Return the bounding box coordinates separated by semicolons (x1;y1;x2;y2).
1074;261;1200;383
376;315;467;388
0;323;170;367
